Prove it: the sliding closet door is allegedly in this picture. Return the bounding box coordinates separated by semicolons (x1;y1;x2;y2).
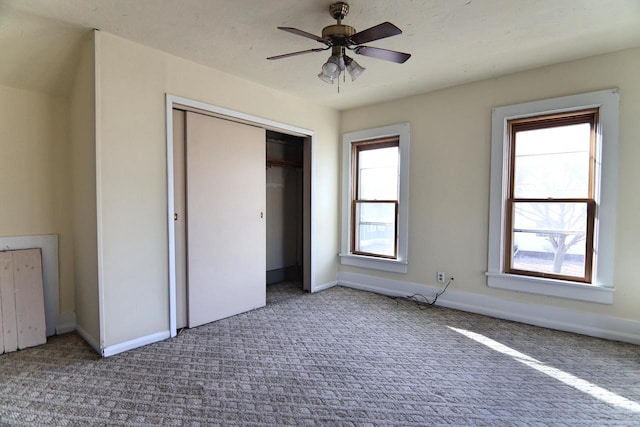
186;111;266;328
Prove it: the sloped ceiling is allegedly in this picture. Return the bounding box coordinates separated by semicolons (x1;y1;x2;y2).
1;0;639;109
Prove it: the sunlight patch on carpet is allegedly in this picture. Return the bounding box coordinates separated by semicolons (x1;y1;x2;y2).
448;326;640;413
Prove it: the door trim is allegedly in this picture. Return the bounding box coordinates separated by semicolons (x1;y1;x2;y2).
165;94;315;337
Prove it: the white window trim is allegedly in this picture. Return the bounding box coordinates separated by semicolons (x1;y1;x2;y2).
487;89;619;304
340;123;410;273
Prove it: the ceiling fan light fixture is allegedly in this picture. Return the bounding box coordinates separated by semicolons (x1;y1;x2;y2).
345;56;365;81
321;55;343;79
317;72;335;84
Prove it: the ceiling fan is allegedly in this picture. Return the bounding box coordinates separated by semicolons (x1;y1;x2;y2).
267;1;411;84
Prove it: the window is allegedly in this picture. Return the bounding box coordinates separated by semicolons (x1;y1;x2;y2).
488;89;619;303
341;123;410;273
506;110;597;283
352;138;399;258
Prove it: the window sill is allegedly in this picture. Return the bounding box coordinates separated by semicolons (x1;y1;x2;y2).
486;272;614;304
339;253;407;273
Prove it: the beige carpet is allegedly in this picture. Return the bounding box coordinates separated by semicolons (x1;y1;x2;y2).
1;282;639;426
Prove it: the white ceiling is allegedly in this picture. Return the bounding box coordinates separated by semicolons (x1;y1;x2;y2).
2;0;640;110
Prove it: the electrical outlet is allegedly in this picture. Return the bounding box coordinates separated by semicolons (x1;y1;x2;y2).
437;271;445;283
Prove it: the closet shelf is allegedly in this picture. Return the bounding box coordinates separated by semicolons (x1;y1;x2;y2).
266;158;302;168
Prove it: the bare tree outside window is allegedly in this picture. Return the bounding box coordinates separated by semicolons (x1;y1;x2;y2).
513;202;588;275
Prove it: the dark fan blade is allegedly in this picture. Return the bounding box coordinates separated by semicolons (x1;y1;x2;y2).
267;47;329;60
278;27;329;44
350;22;402;45
354;46;411;63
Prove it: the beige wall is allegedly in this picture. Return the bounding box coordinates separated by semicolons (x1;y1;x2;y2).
69;32;99;345
340;48;640;322
0;84;74;317
95;31;340;348
2;25;636;351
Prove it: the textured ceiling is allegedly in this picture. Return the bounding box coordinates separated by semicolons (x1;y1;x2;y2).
1;0;640;110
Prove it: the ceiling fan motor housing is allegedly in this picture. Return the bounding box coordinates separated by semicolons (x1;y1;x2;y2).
324;2;355;46
322;24;356;45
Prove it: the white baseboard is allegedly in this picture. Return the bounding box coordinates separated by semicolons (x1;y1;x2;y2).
337;272;640;345
101;330;171;358
56;312;76;335
312;280;337;293
75;325;101;354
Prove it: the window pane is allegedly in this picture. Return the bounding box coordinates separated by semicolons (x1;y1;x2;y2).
511;202;587;278
355;202;396;257
358;147;398;200
514;123;591;198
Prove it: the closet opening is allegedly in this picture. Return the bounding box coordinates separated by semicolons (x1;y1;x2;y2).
266;131;305;287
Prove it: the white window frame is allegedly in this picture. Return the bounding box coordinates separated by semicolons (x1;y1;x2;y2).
340;123;410;273
487;89;619;304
